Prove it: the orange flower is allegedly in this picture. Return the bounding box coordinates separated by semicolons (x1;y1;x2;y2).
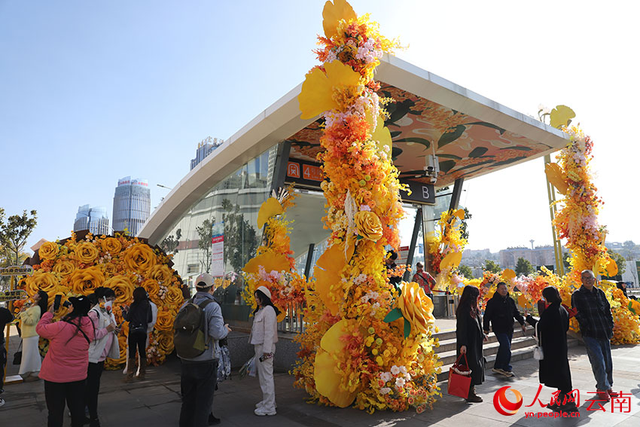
25;271;59;294
397;282;435;336
70;267;105;295
142;279;161;304
75;242;99;264
123;244;157;273
149;264;173;285
39;241;59;261
157;331;174;353
164;285;184;308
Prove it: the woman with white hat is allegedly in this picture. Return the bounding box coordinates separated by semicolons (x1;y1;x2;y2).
250;286;279;416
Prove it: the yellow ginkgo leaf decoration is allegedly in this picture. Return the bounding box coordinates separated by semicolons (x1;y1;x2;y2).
501;269;516;281
545;162;568;195
242;252;291;275
549;105;576;129
322;0;357;39
298;60;362;120
371;114;392;154
257;197;283;228
314;319;358;407
440;251;462;271
313;241;355;315
517;293;529;309
606;255;618;277
453;209;465;220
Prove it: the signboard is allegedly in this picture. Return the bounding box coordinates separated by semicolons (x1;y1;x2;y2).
0;289;28;302
285;159;324;189
399;180;435;205
398;246;410;265
0;265;34;276
210;221;225;277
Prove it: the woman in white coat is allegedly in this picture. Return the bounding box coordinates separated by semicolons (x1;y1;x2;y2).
19;290;48;380
250;286;279;417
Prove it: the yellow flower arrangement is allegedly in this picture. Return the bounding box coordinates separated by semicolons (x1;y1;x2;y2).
21;231;184;368
292;1;440;413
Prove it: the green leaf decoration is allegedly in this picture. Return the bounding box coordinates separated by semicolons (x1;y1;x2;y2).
629;301;637;315
389;131;402;138
404;318;411;338
437;154;463;160
549;105;576;129
438;160;457;173
438;125;466;148
384;307;403;323
468;147;489;158
500;146;533;151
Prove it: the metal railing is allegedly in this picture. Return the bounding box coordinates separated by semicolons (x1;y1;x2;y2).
277;302;305;334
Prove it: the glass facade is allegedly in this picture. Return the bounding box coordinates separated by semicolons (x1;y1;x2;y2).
74;205;110;235
158;146;277;325
112;177;151;237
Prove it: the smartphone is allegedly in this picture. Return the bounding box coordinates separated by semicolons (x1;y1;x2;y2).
53;294;63;311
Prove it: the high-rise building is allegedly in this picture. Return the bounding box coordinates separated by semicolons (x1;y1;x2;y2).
190;136;224;170
74;205;110;235
112;176;151;237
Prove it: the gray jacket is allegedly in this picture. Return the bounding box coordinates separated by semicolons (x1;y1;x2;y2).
179;292;228;362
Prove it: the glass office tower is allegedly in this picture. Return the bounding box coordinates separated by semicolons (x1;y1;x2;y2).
112;177;151;237
74;205;110;235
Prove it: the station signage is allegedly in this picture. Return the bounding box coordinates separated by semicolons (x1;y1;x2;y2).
399;179;436;205
285;159;324;189
0;265;34;276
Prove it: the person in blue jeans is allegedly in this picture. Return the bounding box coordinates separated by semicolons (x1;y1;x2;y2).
483;282;526;377
572;269;615;401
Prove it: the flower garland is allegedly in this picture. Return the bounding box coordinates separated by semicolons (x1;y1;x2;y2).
292;0;439;413
242;189;306;320
21;231;183;367
428;209;467;293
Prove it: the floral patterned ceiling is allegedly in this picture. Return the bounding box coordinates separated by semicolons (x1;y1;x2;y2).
286;83;558;187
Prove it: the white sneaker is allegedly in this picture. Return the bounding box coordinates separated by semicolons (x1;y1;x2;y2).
254;408;276;416
255;401;264;409
0;398;5;408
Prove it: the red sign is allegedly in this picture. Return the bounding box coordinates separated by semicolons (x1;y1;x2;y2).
302;164;323;182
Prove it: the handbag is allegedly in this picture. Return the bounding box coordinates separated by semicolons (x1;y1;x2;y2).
215;342;232;382
533;323;544;360
447;353;472;399
13;340;23;365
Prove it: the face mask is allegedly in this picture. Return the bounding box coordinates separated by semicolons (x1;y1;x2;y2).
104;300;113;312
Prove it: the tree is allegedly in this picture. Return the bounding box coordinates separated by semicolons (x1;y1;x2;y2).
515;257;534;276
460;208;472;241
483;259;501;274
221;199;259;273
622;240;636;261
605;248;626;277
458;264;474;279
160;228;182;255
0;208;37;266
196;220;214;273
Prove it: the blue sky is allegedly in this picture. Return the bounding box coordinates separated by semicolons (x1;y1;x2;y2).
1;0;638;253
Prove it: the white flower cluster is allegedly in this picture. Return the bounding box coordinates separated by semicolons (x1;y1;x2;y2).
379;365;411;394
158;285;168;300
355;38;383;64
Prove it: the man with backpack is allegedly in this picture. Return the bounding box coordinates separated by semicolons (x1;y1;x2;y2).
175;273;231;427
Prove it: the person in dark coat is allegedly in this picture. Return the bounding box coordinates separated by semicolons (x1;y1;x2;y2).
526;287;577;412
483;282;526;377
456;285;486;402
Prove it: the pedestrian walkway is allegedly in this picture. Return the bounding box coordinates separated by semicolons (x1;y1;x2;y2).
2;325;640;426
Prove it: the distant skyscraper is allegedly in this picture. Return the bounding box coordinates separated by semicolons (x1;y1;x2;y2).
74;205;110;235
190;136;223;170
112;176;151;237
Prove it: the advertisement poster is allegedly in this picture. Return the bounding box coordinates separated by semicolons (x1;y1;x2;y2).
211;221;224;277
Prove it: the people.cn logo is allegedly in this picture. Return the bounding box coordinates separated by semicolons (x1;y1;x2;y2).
493;386;523;416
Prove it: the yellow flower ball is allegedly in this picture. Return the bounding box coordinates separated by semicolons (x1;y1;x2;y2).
39;241;59;260
75;242;99;264
354;211;383;242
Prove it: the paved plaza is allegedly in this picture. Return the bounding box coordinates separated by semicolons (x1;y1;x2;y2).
2;322;640;426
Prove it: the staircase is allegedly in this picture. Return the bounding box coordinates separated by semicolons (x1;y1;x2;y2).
433;326;579;382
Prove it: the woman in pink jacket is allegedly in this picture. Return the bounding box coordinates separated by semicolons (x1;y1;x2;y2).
36;295;95;427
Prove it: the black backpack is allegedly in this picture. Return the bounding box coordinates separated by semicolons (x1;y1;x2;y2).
173;297;214;359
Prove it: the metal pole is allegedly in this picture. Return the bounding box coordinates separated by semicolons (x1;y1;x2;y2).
403;207;423;281
448;178;465;212
303;243;315;279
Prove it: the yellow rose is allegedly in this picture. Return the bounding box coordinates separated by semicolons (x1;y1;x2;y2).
157;331;174;353
164;285;184;308
354;211;383;242
155;309;175;332
149;264;173;285
397;282;435;336
100;262;118;279
75;242;99;264
101;237;122;255
39;241;59;261
25;271;59;294
52;260;75;277
105;275;134;304
70;267;105;294
124;244;157;273
142;279;161;305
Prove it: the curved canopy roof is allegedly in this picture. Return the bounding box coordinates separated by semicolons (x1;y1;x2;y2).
139;55;568;244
